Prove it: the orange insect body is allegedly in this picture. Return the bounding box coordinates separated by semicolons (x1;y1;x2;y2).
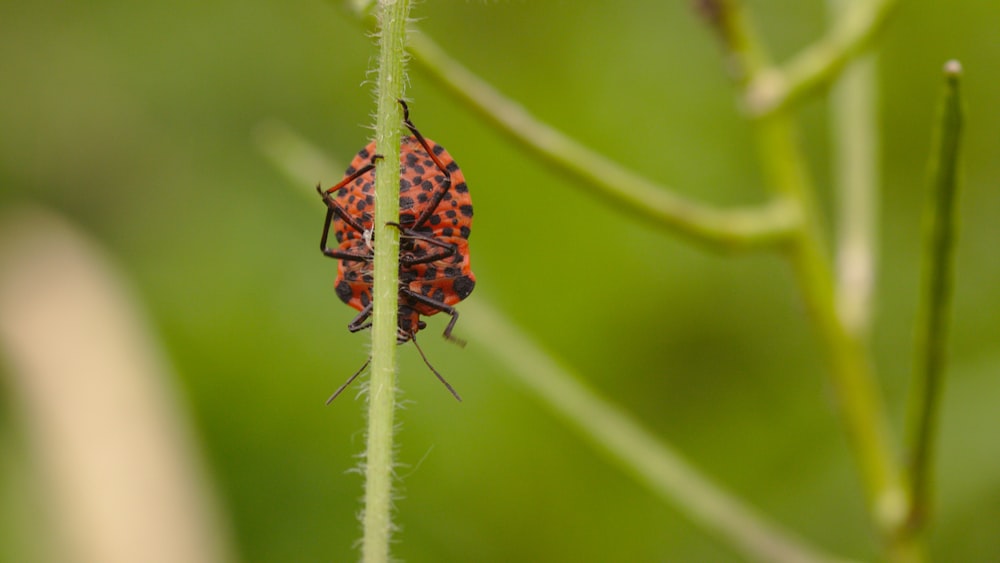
316;102;474;402
328;136;475;342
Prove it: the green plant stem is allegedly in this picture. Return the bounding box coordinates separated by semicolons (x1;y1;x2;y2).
405;29;798;252
830;49;879;336
904;60;964;537
828;0;880;337
757;111;919;562
713;4;915;556
696;0;769;82
362;1;410;561
461;299;854;563
745;0;899;116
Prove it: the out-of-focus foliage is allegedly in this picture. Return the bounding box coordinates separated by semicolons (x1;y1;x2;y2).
1;1;997;561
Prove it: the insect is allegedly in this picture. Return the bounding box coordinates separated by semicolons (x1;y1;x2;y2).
317;100;475;402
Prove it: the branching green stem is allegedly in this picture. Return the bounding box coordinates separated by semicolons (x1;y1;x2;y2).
362;1;410;561
406;29;798;252
904;60;964;537
709;3;918;558
745;0;899;116
758;113;908;537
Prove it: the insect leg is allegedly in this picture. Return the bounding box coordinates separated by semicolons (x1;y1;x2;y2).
318;198;372;261
398;100;454;230
325;357;371;405
401;288;464;347
347;302;373;333
317;154;382;250
410;332;461;402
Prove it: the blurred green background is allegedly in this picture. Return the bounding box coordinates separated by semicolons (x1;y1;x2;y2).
1;0;998;561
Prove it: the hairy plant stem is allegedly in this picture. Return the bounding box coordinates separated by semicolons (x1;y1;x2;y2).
362;1;410;561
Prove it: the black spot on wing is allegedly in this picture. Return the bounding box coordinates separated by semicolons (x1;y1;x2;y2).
335;280;352;304
453;275;475;299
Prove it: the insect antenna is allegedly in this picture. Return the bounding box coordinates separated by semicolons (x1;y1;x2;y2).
410;332;462;402
325;357;371;405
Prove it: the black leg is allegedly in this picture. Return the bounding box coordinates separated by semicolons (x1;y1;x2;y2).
318;186;368;241
316;153;382;253
322;246;371;262
410;332;462;402
319;207;371;262
347;302;373;333
398;100;454;231
401;288;464;346
325;357;371;405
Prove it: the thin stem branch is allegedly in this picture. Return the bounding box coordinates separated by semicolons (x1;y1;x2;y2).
745;0;899;116
904;60;964;537
362;1;410;561
830;50;880;336
405;29;799;252
827;0;881;337
696;0;770;83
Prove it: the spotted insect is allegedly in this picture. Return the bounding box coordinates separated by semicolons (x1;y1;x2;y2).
317;100;475;402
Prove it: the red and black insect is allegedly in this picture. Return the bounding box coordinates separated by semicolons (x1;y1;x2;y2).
317;100;475;402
